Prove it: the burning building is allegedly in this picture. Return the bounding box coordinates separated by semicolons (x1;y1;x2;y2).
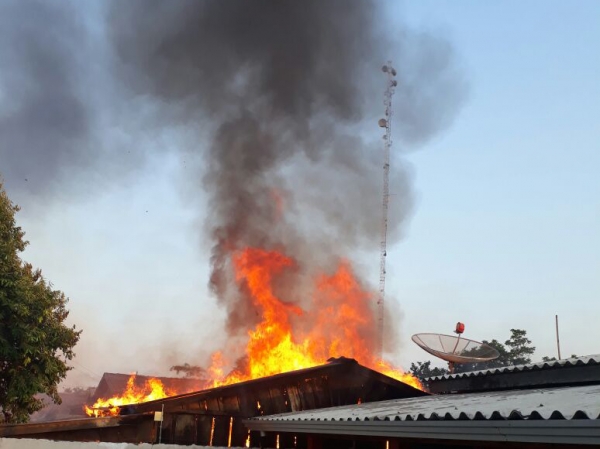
84;373;204;418
100;0;466;388
1;0;465;416
5;357;600;447
0;1;467;446
118;357;426;446
0;358;426;446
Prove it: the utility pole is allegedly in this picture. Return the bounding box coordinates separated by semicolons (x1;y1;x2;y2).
555;315;562;360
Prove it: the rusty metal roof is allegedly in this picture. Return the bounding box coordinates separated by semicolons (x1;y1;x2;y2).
92;372;203;402
59;358;425;447
121;357;426;415
0;415;145;439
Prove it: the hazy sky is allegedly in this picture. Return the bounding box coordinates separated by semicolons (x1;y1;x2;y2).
2;1;599;386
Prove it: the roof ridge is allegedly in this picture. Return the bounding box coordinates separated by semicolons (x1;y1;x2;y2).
425;354;600;381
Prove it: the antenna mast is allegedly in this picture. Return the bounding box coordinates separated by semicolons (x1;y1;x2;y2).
377;62;397;360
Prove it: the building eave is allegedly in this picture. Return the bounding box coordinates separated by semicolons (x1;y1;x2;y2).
244;419;600;445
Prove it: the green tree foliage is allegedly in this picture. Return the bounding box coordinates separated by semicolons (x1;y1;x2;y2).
542;354;577;362
446;329;536;374
454;338;512;372
0;182;81;423
409;361;449;381
505;328;535;365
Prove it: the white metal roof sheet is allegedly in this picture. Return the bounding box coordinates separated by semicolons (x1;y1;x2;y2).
255;384;600;422
427;354;600;381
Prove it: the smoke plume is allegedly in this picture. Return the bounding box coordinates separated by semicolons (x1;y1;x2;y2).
0;1;90;195
108;0;467;356
0;0;467;370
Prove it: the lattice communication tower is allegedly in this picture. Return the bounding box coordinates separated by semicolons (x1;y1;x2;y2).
377;62;398;360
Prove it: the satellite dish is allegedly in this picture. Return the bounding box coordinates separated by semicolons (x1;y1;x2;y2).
412;323;499;373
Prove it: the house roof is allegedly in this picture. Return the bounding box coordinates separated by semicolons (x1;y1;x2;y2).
0;415;145;439
252;383;600;422
91;372;203;402
30;389;95;422
425;354;600;394
427;354;600;381
121;357;426;415
245;384;600;445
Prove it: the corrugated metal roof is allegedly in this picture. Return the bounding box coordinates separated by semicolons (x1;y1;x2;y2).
121;357;426;415
0;415;141;438
427;354;600;381
253;384;600;422
246;417;600;446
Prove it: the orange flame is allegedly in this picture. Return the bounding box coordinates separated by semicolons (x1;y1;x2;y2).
85;247;421;416
207;247;422;390
84;374;175;417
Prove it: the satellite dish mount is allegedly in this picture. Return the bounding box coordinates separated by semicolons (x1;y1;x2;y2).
412;323;499;374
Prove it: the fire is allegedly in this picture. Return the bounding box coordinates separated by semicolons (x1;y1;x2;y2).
206;247;422;390
84;374;175;417
84;246;421;417
234;249;313;379
376;360;423;390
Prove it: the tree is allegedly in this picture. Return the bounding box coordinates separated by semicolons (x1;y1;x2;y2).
451;338;508;373
505;328;535;365
409;361;449;381
451;330;535;374
542;354;577;362
170;363;206;378
0;181;81;423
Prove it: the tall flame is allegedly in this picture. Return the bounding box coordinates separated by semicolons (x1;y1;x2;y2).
85;245;421;416
206;247;422;390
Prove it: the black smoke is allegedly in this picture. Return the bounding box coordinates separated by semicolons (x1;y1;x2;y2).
108;0;467;343
0;1;90;194
0;1;467;354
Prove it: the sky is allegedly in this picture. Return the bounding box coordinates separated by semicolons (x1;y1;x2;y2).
391;0;599;366
1;1;599;386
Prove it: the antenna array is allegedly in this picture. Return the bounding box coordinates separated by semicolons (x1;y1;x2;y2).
377;62;398;360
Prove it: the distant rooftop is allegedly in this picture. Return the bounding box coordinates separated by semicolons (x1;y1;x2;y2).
91;372;204;402
427;354;600;381
425;354;600;394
